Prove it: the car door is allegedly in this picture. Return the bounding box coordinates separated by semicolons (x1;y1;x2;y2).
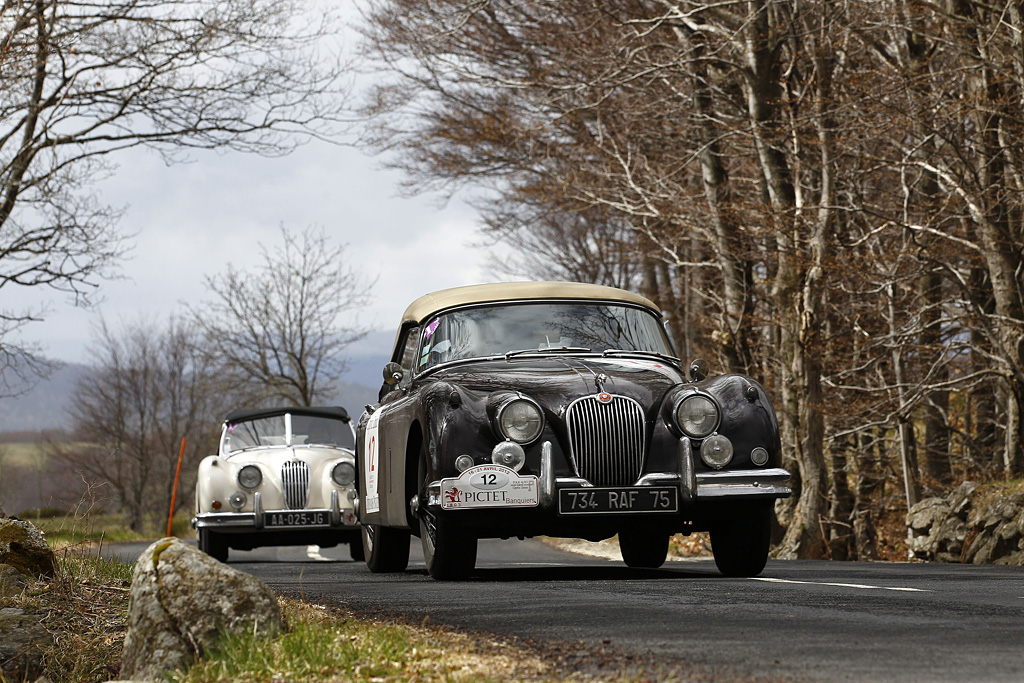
361;325;421;528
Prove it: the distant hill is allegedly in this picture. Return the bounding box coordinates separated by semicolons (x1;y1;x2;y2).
0;363;88;431
0;331;394;432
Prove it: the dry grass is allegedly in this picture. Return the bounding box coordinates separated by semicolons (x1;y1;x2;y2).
3;545;133;682
6;545;705;683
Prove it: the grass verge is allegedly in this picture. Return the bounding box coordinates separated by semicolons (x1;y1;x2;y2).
9;548;691;683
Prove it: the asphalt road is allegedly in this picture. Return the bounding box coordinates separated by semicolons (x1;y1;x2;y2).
109;537;1024;682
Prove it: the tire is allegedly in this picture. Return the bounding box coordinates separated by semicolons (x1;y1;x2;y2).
420;511;477;580
362;523;410;573
419;450;477;580
198;527;228;563
710;509;771;577
348;538;365;562
618;530;669;568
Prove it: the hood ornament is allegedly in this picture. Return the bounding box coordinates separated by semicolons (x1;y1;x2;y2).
595;373;612;403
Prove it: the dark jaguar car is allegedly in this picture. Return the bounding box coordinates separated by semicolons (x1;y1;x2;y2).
355;281;791;579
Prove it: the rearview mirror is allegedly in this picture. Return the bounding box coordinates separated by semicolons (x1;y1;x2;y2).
688;358;708;382
383;362;404;386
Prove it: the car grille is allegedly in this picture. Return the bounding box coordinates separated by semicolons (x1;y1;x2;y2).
281;460;310;509
565;394;646;486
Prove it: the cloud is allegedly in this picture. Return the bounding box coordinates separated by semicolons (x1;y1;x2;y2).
8;140;499;365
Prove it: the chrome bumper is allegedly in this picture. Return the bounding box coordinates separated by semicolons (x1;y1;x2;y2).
536;439;791;508
420;439;792;512
193;489;358;530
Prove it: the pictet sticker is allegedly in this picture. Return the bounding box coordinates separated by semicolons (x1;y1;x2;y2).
440;464;539;510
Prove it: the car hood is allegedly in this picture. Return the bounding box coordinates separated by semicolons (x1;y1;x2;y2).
426;355;686;407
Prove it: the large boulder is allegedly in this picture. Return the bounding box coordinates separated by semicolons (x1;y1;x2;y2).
120;537;284;681
0;517;57;578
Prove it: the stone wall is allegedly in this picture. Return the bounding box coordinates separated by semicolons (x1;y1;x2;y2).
907;481;1024;565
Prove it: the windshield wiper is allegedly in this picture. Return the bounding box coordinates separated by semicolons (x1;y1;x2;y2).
601;349;681;364
505;346;592;359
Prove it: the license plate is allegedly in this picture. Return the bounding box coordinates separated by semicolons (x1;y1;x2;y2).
265;511;329;527
558;487;678;515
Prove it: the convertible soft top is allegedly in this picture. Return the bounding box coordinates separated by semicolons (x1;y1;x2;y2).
223;405;351;425
400;281;660;326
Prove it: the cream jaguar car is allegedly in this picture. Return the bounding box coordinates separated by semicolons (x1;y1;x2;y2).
193;406;361;562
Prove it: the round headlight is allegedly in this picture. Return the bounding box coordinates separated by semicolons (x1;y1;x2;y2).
700;434;734;469
675;395;719;438
331;461;356;487
238;465;262;490
497;398;544;444
491;441;526;471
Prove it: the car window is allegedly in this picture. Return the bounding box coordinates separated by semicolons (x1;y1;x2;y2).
222;415;287;454
416;302;672;371
291;415;355;450
399;327;420;373
221;414;355;454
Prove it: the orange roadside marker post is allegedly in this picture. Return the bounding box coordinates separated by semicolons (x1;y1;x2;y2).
167;436;186;537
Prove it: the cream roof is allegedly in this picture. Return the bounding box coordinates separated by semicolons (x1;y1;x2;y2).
399;281;661;325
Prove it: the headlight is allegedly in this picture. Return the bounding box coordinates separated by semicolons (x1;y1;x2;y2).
238;465;262;490
700;434;734;469
331;461;356;487
675;395;719;438
497;397;544;444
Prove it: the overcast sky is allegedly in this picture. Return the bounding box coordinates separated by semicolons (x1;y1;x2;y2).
10;5;504;370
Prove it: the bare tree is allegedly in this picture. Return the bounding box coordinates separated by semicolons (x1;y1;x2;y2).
52;317;219;531
0;0;352;393
191;226;372;407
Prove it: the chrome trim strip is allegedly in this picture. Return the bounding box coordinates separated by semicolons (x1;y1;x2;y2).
679;438;696;502
540;441;554;508
330;489;341;526
634;472;681;486
254;491;263;529
195;512;256;528
695;467;792;498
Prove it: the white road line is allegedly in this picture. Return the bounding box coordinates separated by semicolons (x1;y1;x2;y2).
753;577;930;592
306;545;332;561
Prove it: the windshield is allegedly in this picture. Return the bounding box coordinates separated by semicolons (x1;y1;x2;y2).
417;302;673;372
221;414;355;455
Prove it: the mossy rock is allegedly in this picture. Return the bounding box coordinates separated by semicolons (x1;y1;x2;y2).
0;518;57;578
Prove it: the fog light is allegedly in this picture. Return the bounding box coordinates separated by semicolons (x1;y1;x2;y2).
455;454;475;472
491;441;526;471
750;447;769;466
229;491;246;510
700;434;734;469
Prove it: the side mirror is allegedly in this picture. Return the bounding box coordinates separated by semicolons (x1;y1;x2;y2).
383;362;404;386
688;358;708;383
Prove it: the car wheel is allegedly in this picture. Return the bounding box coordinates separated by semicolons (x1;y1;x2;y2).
348;538;365;562
617;530;669;568
361;522;410;573
419;452;477;580
198;527;228;563
710;508;771;577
